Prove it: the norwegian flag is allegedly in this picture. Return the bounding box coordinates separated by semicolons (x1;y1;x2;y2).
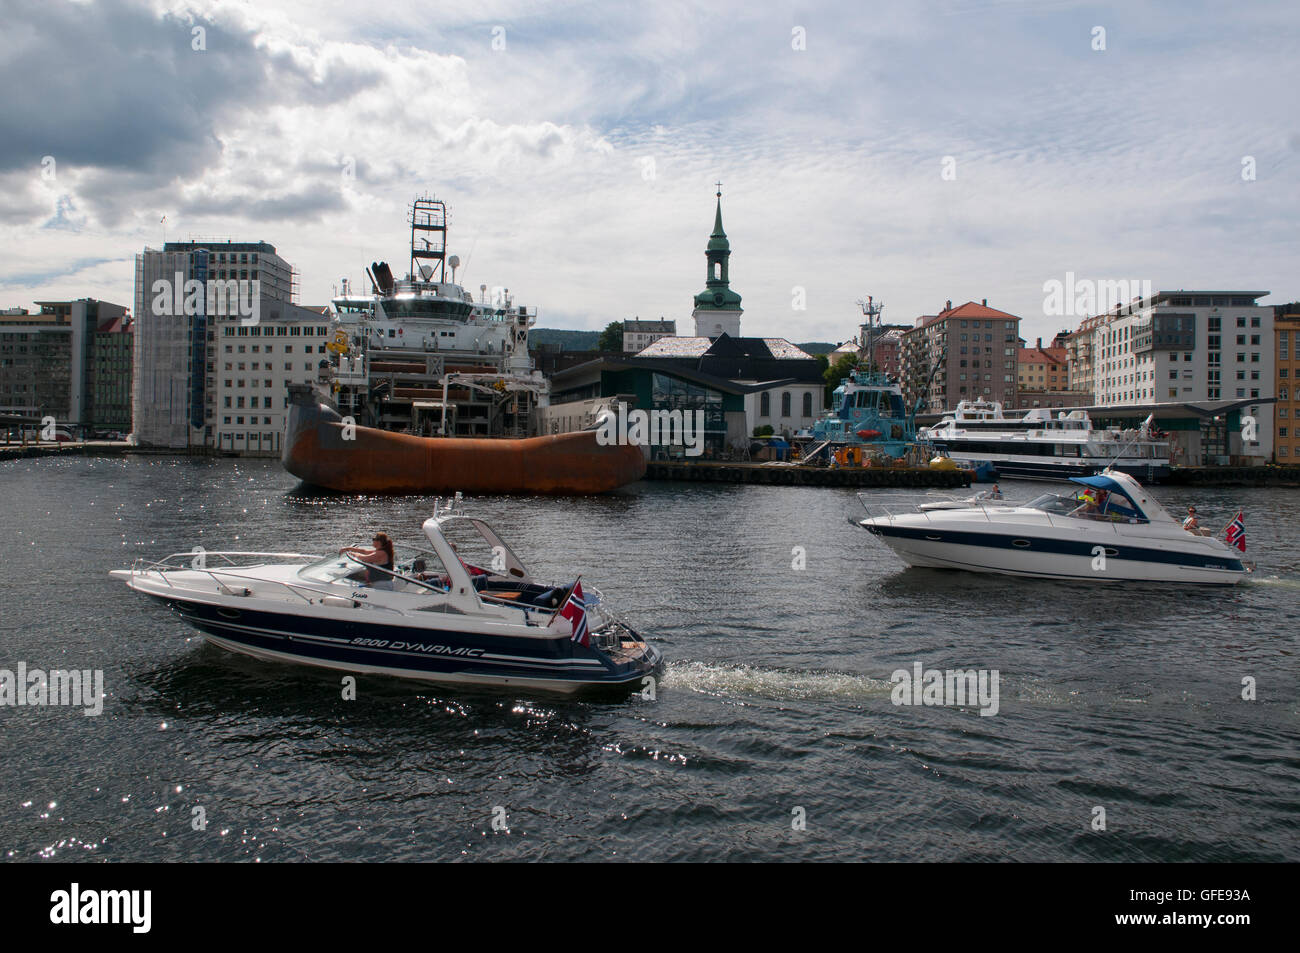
557;580;589;647
1224;512;1246;552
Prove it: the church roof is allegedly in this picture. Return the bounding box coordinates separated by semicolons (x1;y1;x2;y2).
636;334;813;360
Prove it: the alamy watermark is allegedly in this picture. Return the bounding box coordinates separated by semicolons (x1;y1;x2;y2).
1043;272;1152;317
151;274;260;325
50;883;150;933
595;405;705;457
890;661;1000;716
1;663;104;716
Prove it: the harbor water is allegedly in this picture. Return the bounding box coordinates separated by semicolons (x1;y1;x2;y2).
1;456;1297;861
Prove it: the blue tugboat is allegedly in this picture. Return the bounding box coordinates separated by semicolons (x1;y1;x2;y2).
803;298;920;462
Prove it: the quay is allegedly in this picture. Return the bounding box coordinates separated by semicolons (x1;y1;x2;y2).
646;461;972;488
1165;465;1300;488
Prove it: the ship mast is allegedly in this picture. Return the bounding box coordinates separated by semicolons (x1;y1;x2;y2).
409;196;448;284
855;295;883;370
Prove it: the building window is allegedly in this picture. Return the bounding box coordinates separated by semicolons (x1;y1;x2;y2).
760;392;770;417
803;392;812;417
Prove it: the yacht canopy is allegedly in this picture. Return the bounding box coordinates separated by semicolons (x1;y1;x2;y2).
1068;474;1146;521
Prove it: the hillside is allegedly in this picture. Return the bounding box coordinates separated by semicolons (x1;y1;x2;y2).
529;328;600;351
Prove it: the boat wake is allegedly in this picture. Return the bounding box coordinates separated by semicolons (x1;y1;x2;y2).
662;660;893;702
1244;572;1300;589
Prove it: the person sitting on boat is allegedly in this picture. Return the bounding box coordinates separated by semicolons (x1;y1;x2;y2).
990;484;1002;499
410;558;451;591
1182;506;1200;532
1072;488;1107;518
340;532;396;589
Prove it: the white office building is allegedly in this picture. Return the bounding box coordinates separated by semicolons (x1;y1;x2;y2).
210;302;332;455
133;241;296;448
624;318;676;353
1077;291;1274;462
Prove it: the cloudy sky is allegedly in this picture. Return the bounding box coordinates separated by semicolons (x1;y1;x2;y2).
2;0;1297;345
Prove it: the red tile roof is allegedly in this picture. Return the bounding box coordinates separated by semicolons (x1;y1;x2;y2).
940;301;1021;320
912;301;1021;329
1017;347;1067;364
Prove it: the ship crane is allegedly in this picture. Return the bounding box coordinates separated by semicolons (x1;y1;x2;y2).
438;372;549;436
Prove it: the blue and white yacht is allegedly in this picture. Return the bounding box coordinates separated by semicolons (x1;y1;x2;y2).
111;499;662;694
858;469;1248;584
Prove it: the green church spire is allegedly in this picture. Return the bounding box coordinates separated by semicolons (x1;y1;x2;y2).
694;184;742;315
709;188;728;250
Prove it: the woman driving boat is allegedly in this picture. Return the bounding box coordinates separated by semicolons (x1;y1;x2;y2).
339;532;396;589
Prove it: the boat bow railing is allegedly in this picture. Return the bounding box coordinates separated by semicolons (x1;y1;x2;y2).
128;551;330;604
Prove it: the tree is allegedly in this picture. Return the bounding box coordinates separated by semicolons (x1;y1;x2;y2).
597;321;624;352
823;353;856;405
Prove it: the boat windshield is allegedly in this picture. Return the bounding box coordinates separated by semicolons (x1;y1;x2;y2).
297;547;453;588
1025;490;1147;523
298;555;366;584
1024;493;1078;515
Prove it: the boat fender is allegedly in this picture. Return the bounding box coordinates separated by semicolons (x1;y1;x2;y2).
218;585;251;597
320;595;359;608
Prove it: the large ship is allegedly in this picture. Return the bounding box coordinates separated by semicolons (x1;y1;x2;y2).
919;398;1172;482
281;196;646;494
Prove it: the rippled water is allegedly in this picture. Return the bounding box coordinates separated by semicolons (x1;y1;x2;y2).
1;456;1297;861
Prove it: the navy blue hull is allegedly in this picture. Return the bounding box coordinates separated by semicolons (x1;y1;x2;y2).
154;596;656;691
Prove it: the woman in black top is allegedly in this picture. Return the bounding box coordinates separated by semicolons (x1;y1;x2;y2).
340;532;396;588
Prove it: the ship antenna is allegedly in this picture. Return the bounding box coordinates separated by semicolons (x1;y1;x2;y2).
855;295;883;372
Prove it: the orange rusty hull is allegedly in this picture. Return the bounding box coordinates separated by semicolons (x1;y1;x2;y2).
282;389;645;494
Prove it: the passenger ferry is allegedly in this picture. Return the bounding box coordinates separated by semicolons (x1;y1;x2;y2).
919;399;1171;482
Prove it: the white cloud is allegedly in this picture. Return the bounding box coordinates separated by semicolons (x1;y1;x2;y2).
0;0;1296;348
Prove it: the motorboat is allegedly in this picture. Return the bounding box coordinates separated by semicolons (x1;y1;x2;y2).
857;469;1249;584
110;498;662;694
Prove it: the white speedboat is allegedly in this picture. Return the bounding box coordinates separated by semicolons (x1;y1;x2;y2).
858;469;1248;584
110;499;662;694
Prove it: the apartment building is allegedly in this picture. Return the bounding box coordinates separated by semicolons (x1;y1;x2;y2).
1067;290;1274;462
1275;308;1300;462
900;300;1021;413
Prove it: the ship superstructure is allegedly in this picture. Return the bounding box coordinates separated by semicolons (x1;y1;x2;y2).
322;196;546;438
